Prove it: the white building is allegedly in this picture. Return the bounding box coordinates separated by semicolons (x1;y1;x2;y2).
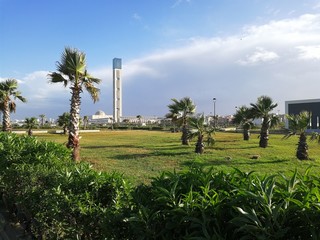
90;110;113;124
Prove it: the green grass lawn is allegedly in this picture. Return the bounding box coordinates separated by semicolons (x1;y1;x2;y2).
35;130;320;185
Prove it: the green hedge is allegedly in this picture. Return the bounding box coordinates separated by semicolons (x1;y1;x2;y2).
1;133;320;239
0;133;131;239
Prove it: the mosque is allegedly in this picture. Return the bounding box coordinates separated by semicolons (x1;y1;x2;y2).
89;58;161;125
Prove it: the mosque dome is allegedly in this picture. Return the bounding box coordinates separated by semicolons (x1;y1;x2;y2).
95;110;106;116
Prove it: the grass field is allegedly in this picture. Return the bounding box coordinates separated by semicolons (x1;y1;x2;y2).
35;130;320;185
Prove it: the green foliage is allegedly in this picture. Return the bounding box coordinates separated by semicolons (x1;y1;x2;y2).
0;133;132;239
285;111;311;136
129;167;320;239
1;133;320;239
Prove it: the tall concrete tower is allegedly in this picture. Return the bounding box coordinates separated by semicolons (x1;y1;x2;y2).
113;58;122;123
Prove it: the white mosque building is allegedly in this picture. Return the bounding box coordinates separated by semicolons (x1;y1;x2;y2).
89;58;162;125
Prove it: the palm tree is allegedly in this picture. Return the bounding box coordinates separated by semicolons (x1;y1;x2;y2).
166;97;196;145
233;106;254;140
39;114;46;127
48;47;101;161
284;111;311;160
25;117;38;136
0;79;27;132
57;112;70;135
250;96;279;148
188;114;215;154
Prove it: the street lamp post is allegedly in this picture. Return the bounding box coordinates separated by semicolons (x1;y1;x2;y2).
213;98;216;128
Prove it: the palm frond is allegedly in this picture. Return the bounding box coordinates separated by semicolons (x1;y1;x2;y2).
48;72;69;87
84;82;100;103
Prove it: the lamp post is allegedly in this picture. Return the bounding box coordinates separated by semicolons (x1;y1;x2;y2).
213;98;216;128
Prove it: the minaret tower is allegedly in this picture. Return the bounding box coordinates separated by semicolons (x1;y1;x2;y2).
113;58;122;123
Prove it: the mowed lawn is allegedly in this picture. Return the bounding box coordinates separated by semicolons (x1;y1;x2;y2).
35;130;320;185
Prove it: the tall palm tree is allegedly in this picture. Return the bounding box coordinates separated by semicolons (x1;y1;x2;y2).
25;117;38;136
284;111;311;160
48;47;101;162
188;114;215;154
250;96;279;148
166;97;196;145
57;112;70;135
0;79;27;132
233;106;254;141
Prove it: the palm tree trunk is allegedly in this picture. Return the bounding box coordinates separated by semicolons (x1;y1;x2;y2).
68;87;81;162
259;120;269;148
243;128;250;141
181;125;189;145
296;133;309;160
195;134;204;154
28;128;33;136
2;102;11;132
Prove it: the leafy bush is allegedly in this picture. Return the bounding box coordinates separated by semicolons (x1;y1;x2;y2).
0;133;132;239
1;132;320;239
129;167;320;239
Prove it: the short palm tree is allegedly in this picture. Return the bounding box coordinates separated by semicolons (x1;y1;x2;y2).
188;114;215;154
250;96;279;148
25;117;38;136
166;97;196;145
57;112;70;135
284;111;311;160
48;47;101;162
233;106;254;140
0;79;27;132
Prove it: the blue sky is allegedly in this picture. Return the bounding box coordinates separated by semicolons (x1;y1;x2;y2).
1;0;320;120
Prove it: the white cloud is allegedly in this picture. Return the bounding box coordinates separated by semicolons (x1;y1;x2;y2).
118;13;320;115
296;45;320;60
4;13;320;119
237;47;279;65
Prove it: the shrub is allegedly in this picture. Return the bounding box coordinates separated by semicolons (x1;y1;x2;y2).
0;133;132;239
1;133;320;239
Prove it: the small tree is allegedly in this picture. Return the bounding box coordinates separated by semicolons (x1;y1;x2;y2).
188;114;215;154
57;112;70;135
166;97;196;145
233;106;254;141
284;111;311;160
25;117;38;136
250;96;279;148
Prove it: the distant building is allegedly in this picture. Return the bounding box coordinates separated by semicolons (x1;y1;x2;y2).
90;110;113;124
285;98;320;130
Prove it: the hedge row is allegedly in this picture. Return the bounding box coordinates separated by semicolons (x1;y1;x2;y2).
1;133;320;239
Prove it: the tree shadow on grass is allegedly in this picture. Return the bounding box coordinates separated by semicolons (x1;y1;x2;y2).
182;158;289;168
82;144;146;149
114;151;190;160
214;146;259;150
